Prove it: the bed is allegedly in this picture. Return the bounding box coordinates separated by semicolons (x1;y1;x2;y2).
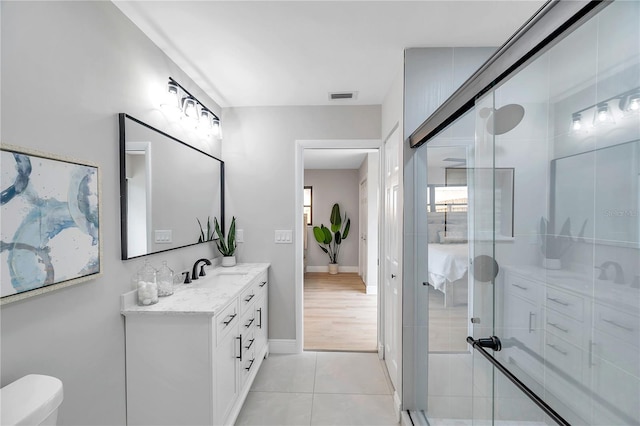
428;243;469;307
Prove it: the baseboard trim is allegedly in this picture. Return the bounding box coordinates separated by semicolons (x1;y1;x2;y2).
268;339;299;354
305;265;359;273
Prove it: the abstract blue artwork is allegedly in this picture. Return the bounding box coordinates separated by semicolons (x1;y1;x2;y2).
1;145;101;304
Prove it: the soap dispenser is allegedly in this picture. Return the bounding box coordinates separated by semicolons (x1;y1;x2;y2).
136;260;159;306
157;261;174;297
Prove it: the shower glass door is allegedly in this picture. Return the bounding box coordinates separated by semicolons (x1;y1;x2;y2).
468;1;640;424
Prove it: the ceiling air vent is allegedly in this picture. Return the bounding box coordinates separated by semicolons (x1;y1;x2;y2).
329;91;358;101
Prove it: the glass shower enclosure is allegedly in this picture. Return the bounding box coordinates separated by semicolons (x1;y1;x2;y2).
409;1;640;424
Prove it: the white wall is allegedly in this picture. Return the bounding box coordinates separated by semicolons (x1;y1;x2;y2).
222;105;381;342
1;2;222;424
304;169;360;270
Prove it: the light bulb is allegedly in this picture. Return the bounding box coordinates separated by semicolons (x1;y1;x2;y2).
571;113;582;131
593;103;614;127
161;81;181;113
627;94;640;112
182;97;198;120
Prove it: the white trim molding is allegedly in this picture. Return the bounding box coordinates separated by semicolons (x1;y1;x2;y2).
268;339;299;354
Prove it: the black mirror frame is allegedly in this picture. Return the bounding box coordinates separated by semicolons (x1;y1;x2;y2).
118;113;224;260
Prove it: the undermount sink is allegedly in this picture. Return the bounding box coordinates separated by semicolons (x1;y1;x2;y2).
193;271;248;288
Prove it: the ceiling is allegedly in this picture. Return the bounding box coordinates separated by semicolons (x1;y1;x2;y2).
113;0;546;108
304;149;377;170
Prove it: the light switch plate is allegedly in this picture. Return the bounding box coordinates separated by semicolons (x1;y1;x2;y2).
236;229;244;243
275;230;293;244
154;230;172;243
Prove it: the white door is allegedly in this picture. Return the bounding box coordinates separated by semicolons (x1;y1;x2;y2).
384;127;401;390
359;179;368;284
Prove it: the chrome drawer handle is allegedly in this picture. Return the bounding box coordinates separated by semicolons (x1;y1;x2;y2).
244;294;255;303
223;313;237;326
602;318;633;332
245;318;255;328
546;343;568;356
512;284;528;290
547;297;569;306
257;308;262;328
547;322;569;333
259;281;267;287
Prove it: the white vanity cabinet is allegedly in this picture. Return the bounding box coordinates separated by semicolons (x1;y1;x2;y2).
122;263;270;426
502;266;640;424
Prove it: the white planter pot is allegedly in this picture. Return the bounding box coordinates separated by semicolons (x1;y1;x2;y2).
542;258;561;270
328;263;339;275
221;256;236;267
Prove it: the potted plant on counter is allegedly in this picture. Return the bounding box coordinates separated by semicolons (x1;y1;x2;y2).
313;203;350;275
539;216;586;269
214;216;237;267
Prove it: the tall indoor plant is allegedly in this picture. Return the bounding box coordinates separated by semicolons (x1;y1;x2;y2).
313;203;350;274
214;216;237;266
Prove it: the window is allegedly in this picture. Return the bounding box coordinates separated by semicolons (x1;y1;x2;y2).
303;186;312;225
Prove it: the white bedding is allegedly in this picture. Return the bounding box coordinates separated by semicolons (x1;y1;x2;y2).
428;243;469;292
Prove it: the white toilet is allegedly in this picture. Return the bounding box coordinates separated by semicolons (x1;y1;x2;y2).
1;374;64;425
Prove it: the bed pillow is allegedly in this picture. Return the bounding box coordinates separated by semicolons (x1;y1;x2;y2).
428;224;445;243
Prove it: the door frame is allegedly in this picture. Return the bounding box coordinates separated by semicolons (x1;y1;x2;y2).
294;139;382;353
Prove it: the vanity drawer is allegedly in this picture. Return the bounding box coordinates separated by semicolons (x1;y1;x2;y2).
215;300;239;345
544;332;583;381
545;287;584;321
545;308;584;348
239;304;256;331
256;272;268;300
239;281;258;314
594;304;639;348
507;275;541;302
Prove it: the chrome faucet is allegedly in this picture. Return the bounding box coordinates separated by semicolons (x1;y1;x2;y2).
192;258;212;280
595;261;625;284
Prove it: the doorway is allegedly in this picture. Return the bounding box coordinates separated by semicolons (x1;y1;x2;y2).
294;141;381;353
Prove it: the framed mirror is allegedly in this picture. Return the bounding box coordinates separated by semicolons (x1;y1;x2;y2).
119;113;224;260
551;139;639;247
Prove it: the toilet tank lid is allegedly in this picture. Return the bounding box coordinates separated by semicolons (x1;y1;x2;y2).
1;374;63;426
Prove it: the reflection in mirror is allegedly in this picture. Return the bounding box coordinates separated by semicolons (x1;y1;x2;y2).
552;140;639;246
119;114;224;259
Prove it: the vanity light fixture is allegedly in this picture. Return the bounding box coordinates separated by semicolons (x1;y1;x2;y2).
593;102;615;127
571;112;583;131
160;81;181;113
159;77;221;137
570;86;639;134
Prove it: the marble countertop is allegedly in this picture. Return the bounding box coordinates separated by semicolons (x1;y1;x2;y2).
121;263;270;316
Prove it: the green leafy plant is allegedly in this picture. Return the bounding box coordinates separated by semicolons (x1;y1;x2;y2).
213;216;237;256
539;217;587;259
197;217;214;243
313;203;350;264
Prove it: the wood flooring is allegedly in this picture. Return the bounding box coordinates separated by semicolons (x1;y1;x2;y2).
303;272;377;352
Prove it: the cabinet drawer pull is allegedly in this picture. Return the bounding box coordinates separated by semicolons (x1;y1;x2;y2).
236;335;242;361
546;343;568;356
244;294;255;303
257;308;262;328
259;281;267;287
245;358;255;371
602;318;634;332
528;312;536;333
547;297;569;306
547;322;569;333
245;318;255;328
512;283;528;290
223;313;237;326
244;338;255;350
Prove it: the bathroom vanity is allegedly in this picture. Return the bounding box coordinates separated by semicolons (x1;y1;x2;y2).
121;263;269;426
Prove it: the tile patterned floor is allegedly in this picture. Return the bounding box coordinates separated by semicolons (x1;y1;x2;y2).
235;352;399;426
